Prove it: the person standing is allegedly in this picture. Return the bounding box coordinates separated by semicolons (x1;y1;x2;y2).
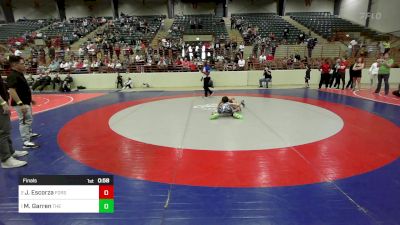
116;73;123;89
352;57;364;91
201;62;213;97
337;57;348;90
369;59;379;88
0;75;29;168
346;62;355;89
318;59;331;89
305;64;311;88
331;58;341;89
7;55;39;149
383;40;391;54
375;53;394;95
122;77;132;89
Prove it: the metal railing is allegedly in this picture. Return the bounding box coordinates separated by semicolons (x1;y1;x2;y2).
274;44;342;59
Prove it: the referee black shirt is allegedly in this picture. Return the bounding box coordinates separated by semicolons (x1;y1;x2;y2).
0;76;9;102
6;69;32;106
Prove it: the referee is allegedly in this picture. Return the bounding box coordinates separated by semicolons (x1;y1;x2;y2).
201;61;213;97
7;56;40;149
0;74;28;168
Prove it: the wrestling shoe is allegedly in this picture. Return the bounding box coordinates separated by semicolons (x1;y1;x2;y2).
31;133;41;139
1;157;27;168
233;112;243;119
23;141;39;149
12;151;29;158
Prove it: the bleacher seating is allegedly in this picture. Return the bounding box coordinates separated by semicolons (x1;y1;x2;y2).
41;17;106;45
231;13;303;45
103;15;165;45
168;14;228;40
0;19;51;44
287;12;382;41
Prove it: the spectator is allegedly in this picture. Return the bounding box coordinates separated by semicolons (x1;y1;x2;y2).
375;52;393;95
52;74;62;90
157;57;168;70
115;60;123;71
48;60;60;72
26;74;35;88
259;54;266;64
32;74;44;91
307;38;316;58
298;32;306;44
283;26;289;42
369;58;379;88
266;53;274;61
318;59;331;89
36;73;52;91
237;57;246;70
338;57;348;90
352;57;364;91
259;66;272;88
48;46;55;60
61;74;73;92
383;40;390;54
60;60;70;73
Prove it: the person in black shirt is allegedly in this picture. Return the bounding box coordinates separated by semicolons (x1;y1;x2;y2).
34;73;51;91
116;73;123;89
32;74;45;91
52;74;62;90
0;75;29;168
61;74;74;92
259;66;272;88
305;64;311;88
346;63;355;89
6;56;39;149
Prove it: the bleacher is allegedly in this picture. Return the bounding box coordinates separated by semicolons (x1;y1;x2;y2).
0;19;51;44
287;12;382;41
41;17;106;45
231;13;304;45
168;14;228;40
103;15;165;45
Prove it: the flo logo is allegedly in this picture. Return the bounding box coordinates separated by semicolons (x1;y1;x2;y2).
360;12;382;20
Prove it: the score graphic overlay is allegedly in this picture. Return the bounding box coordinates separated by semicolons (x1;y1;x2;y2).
18;175;114;213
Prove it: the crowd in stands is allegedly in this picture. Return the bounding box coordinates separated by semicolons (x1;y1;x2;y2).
0;13;397;78
43;17;107;46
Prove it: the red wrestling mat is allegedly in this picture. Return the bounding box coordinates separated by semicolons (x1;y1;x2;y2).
320;88;400;106
10;93;105;120
58;93;400;187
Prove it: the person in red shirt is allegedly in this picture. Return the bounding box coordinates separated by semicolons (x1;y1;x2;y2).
266;54;274;61
182;58;190;71
337;57;348;90
175;58;182;65
319;59;331;89
114;44;121;60
189;61;198;71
